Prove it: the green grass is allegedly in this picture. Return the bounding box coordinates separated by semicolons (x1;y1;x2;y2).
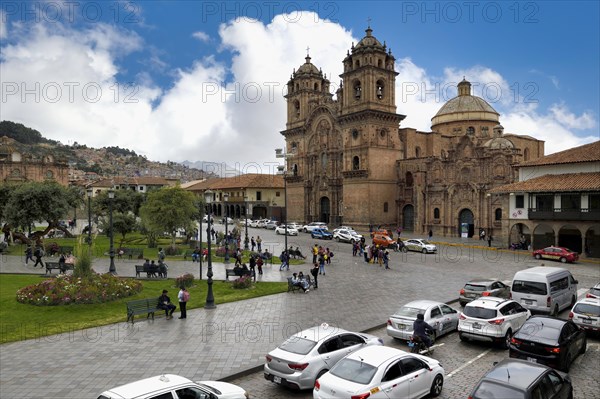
0;274;287;344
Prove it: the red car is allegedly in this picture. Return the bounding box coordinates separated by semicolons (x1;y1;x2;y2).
532;246;579;263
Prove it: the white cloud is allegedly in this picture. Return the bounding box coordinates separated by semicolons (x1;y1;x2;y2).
192;31;210;43
0;12;596;171
0;10;7;39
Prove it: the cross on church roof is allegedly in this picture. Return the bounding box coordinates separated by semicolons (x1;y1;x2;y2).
306;46;310;56
367;17;371;27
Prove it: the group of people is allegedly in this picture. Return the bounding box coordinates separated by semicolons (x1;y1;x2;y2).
157;287;189;320
311;244;333;275
141;248;168;278
290;262;320;293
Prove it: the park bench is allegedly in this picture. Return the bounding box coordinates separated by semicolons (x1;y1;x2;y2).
120;248;144;260
45;261;74;274
225;268;256;281
125;298;161;323
287;275;314;293
134;264;166;278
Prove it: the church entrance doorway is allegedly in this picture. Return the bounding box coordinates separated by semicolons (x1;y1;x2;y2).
458;208;474;238
402;205;414;232
320;197;330;224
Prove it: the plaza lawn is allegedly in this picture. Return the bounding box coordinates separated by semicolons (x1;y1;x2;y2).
0;274;287;344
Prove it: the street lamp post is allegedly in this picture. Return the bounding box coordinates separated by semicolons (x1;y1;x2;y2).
204;191;215;309
244;195;249;251
86;188;93;247
108;189;116;274
276;148;290;255
224;193;230;264
198;214;203;281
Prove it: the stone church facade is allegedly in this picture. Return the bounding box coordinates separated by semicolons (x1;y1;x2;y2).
281;27;544;240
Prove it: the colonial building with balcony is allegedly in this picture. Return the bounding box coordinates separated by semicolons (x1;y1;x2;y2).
489;141;600;258
183;174;284;220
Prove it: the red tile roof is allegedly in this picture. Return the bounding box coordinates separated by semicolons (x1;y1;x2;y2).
519;141;600;167
183;174;284;191
489;172;600;193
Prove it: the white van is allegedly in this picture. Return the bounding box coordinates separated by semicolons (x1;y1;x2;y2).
511;267;578;316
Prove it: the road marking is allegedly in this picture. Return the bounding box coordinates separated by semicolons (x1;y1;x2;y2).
446;348;492;379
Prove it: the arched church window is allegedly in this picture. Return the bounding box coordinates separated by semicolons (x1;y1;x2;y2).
295;83;299;91
352;156;360;170
495;208;502;221
352;129;359;140
405;172;413;187
524;148;530;161
354;81;362;100
383;202;389;213
377;59;382;68
355;60;360;69
434;208;440;219
376;80;384;99
293;164;298;176
291;142;298;153
415;146;421;158
467;126;475;135
293;100;300;116
314;83;319;91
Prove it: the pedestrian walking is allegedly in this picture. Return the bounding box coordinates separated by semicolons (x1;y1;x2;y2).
384;250;390;269
178;287;189;319
310;262;319;289
24;245;34;264
312;244;318;264
319;252;325;275
487;235;493;247
33;246;45;268
279;250;289;271
251;236;256;251
256;256;264;275
428;229;433;240
256;236;262;252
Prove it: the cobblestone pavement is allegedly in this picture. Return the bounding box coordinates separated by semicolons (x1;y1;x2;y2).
228;309;600;398
0;231;598;398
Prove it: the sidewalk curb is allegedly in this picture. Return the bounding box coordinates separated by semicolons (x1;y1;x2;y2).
219;297;461;383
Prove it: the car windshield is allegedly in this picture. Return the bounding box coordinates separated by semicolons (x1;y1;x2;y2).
473;381;525;399
330;358;377;385
421;240;432;245
512;280;547;295
395;306;425;317
464;284;488;292
463;306;497;320
573;303;600;317
279;336;317;355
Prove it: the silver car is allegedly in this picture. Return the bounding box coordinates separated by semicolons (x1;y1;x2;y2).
387;300;459;341
403;239;437;254
264;324;383;390
459;278;510;307
333;228;363;243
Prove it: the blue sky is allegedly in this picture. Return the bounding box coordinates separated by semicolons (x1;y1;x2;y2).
1;1;598;171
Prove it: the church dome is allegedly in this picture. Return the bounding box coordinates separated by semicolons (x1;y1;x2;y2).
295;55;322;76
483;137;515;149
431;79;500;130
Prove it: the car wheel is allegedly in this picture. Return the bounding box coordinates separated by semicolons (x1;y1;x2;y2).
422;248;427;254
501;329;512;350
580;337;587;354
571;295;577;307
276;230;280;235
402;247;408;253
560;257;567;263
459;332;468;342
315;369;328;382
534;253;542;260
430;374;444;397
335;237;340;242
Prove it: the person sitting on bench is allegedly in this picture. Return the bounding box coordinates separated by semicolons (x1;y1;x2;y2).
157;289;176;320
291;273;309;293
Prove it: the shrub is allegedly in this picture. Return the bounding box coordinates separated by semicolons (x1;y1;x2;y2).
16;273;143;306
175;273;195;288
215;246;227;257
165;245;179;256
231;275;253;289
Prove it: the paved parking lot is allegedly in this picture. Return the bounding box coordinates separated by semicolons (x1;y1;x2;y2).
0;225;598;398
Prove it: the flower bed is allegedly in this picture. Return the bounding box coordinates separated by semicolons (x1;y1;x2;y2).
231;275;253;289
175;273;195;288
16;273;143;306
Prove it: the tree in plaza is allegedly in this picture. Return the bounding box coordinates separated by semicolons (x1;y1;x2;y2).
93;189;143;243
1;181;77;244
139;186;199;247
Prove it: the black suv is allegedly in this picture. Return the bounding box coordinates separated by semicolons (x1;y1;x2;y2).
469;358;573;399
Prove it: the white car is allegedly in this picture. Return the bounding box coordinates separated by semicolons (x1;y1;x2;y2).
387;300;459;341
314;345;444;399
265;220;279;230
458;297;531;348
220;217;234;224
302;222;328;233
403;239;437;254
264;324;383;390
256;219;268;228
332;226;355;234
569;297;600;333
333;229;363;243
248;219;259;228
275;225;299;236
97;374;248;399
